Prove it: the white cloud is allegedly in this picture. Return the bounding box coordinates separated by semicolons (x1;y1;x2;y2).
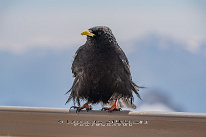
0;1;205;54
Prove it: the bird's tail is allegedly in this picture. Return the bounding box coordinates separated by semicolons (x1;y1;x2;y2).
131;81;144;100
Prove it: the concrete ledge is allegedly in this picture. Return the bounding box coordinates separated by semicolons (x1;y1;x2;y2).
0;106;206;137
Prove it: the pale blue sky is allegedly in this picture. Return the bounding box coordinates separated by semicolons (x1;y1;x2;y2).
0;0;206;112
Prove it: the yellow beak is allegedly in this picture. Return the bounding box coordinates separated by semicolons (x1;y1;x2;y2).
81;30;95;37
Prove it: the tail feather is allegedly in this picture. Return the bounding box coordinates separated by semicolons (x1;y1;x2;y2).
65;94;73;105
65;76;79;95
65;76;80;104
65;74;83;106
65;88;72;95
131;81;144;100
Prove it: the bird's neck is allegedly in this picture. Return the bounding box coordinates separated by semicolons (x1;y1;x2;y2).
87;39;116;49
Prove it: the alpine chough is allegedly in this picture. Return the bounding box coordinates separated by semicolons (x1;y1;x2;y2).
66;26;142;111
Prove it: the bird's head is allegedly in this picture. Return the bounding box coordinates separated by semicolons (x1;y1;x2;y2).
81;26;116;43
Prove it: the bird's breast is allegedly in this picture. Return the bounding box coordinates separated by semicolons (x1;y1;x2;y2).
84;48;117;78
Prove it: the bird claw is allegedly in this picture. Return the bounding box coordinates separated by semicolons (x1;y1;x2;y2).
85;107;92;112
70;106;78;109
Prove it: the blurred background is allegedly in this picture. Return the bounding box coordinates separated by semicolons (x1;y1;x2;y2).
0;0;206;113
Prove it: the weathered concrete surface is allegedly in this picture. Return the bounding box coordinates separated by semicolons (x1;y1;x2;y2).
0;106;206;137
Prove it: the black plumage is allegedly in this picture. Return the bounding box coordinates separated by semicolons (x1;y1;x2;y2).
66;26;141;108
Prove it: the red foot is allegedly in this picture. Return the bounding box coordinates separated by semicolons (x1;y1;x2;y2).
70;103;92;112
101;99;121;112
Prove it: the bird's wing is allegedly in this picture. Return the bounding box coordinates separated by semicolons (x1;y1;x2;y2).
72;45;85;77
114;45;131;75
114;44;142;100
65;45;86;105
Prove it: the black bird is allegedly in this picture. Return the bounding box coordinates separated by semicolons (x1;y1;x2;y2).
66;26;142;111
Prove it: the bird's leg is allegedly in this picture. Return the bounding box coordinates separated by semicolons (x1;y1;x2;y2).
70;103;92;112
101;99;121;112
